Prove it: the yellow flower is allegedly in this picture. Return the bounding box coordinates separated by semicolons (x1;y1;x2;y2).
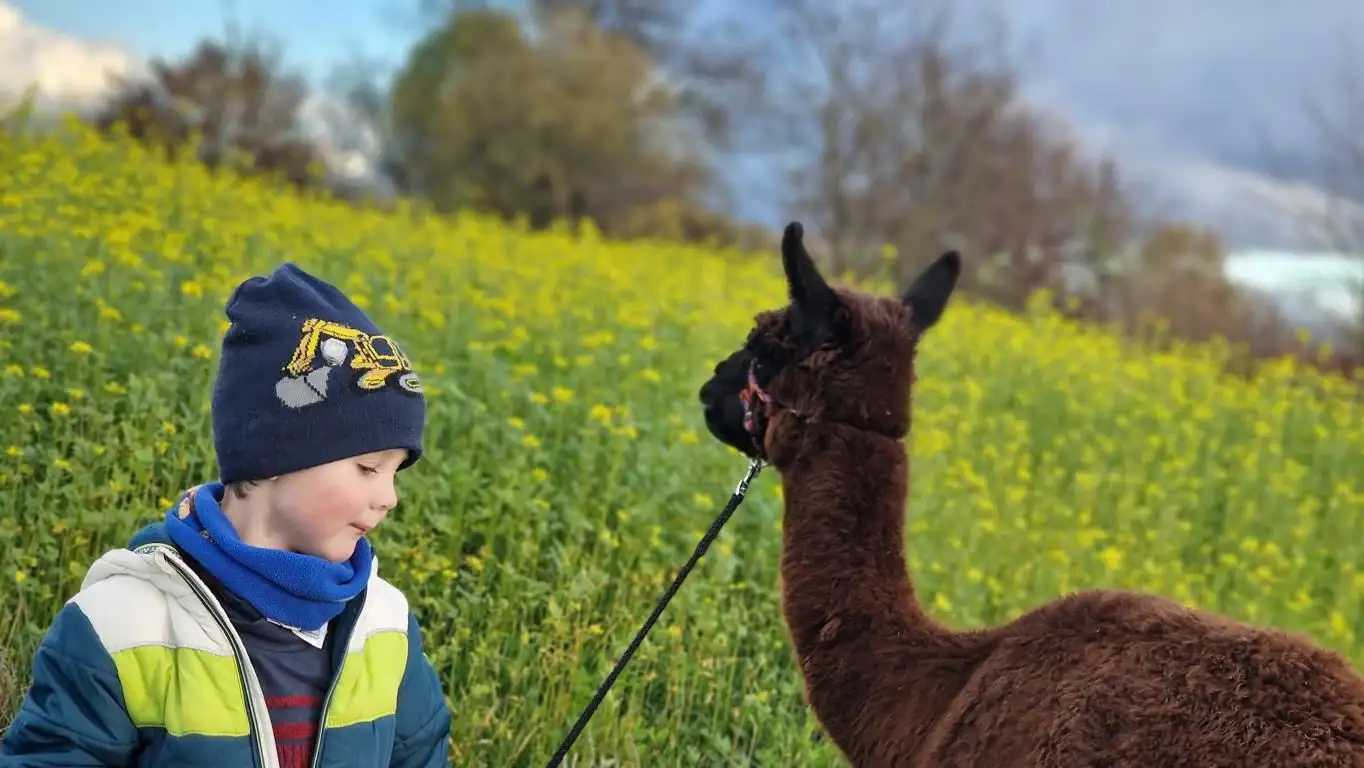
0;117;1362;747
1099;546;1125;571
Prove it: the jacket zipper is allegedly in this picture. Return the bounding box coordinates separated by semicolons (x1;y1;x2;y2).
310;585;363;768
136;543;280;768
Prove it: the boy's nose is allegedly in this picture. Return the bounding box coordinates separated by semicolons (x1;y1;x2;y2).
374;483;398;514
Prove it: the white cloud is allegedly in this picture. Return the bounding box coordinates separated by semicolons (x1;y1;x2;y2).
1124;145;1364;251
1017;76;1364;253
0;1;144;113
295;92;391;190
1012;77;1364;335
0;0;388;192
1102;143;1364;332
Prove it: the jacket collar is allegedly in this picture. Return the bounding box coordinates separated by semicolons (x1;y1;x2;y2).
79;522;373;660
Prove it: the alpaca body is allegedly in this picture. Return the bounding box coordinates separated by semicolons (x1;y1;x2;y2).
774;418;1364;768
698;222;1364;767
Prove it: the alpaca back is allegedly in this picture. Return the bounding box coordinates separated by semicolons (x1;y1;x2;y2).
907;589;1364;767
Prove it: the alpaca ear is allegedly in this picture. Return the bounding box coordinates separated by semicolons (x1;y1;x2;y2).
781;221;839;341
901;250;961;333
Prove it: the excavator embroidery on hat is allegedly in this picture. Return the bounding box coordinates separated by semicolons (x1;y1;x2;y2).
274;317;423;409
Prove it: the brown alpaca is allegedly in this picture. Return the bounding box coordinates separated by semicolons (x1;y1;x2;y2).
698;222;1364;767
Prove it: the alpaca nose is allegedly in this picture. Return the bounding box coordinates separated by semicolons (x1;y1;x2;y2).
699;377;716;402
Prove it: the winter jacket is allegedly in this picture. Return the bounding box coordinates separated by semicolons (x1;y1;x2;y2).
0;522;452;767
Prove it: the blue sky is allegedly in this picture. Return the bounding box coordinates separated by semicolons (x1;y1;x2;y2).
20;0;1361;249
12;0;423;82
5;0;1362;327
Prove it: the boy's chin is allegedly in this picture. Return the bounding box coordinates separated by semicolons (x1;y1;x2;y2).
295;536;362;564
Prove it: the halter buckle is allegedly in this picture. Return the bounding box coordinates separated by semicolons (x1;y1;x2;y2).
738;359;771;455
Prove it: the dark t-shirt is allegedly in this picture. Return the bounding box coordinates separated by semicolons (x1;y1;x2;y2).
179;550;336;768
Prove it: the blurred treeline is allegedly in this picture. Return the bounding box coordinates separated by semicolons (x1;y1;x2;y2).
7;0;1362;377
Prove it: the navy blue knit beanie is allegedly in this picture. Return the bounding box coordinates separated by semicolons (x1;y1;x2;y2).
211;262;425;484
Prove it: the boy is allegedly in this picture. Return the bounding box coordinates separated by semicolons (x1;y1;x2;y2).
1;263;452;767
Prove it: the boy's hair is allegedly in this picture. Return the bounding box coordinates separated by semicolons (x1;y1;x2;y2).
211;263;427;484
225;479;258;499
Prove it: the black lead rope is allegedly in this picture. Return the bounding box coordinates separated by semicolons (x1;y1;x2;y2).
543;457;767;768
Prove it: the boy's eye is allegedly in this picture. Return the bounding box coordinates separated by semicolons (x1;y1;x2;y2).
359;464;378;475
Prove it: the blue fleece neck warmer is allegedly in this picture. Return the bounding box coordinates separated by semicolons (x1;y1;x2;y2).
164;483;372;631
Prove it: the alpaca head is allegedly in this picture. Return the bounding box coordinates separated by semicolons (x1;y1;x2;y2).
698;222;960;460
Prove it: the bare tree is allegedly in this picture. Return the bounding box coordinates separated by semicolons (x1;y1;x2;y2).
1299;45;1364;356
92;34;328;191
761;0;1138;311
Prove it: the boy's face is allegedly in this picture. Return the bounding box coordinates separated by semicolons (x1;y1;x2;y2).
254;448;409;563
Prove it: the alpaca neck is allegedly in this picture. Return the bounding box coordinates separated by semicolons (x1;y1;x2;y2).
772;417;981;762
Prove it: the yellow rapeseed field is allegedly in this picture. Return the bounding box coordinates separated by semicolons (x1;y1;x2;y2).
2;118;1364;765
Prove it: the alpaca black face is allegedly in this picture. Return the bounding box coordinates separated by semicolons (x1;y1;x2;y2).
698;221;960;458
697;321;807;458
698;345;766;458
696;221;849;457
